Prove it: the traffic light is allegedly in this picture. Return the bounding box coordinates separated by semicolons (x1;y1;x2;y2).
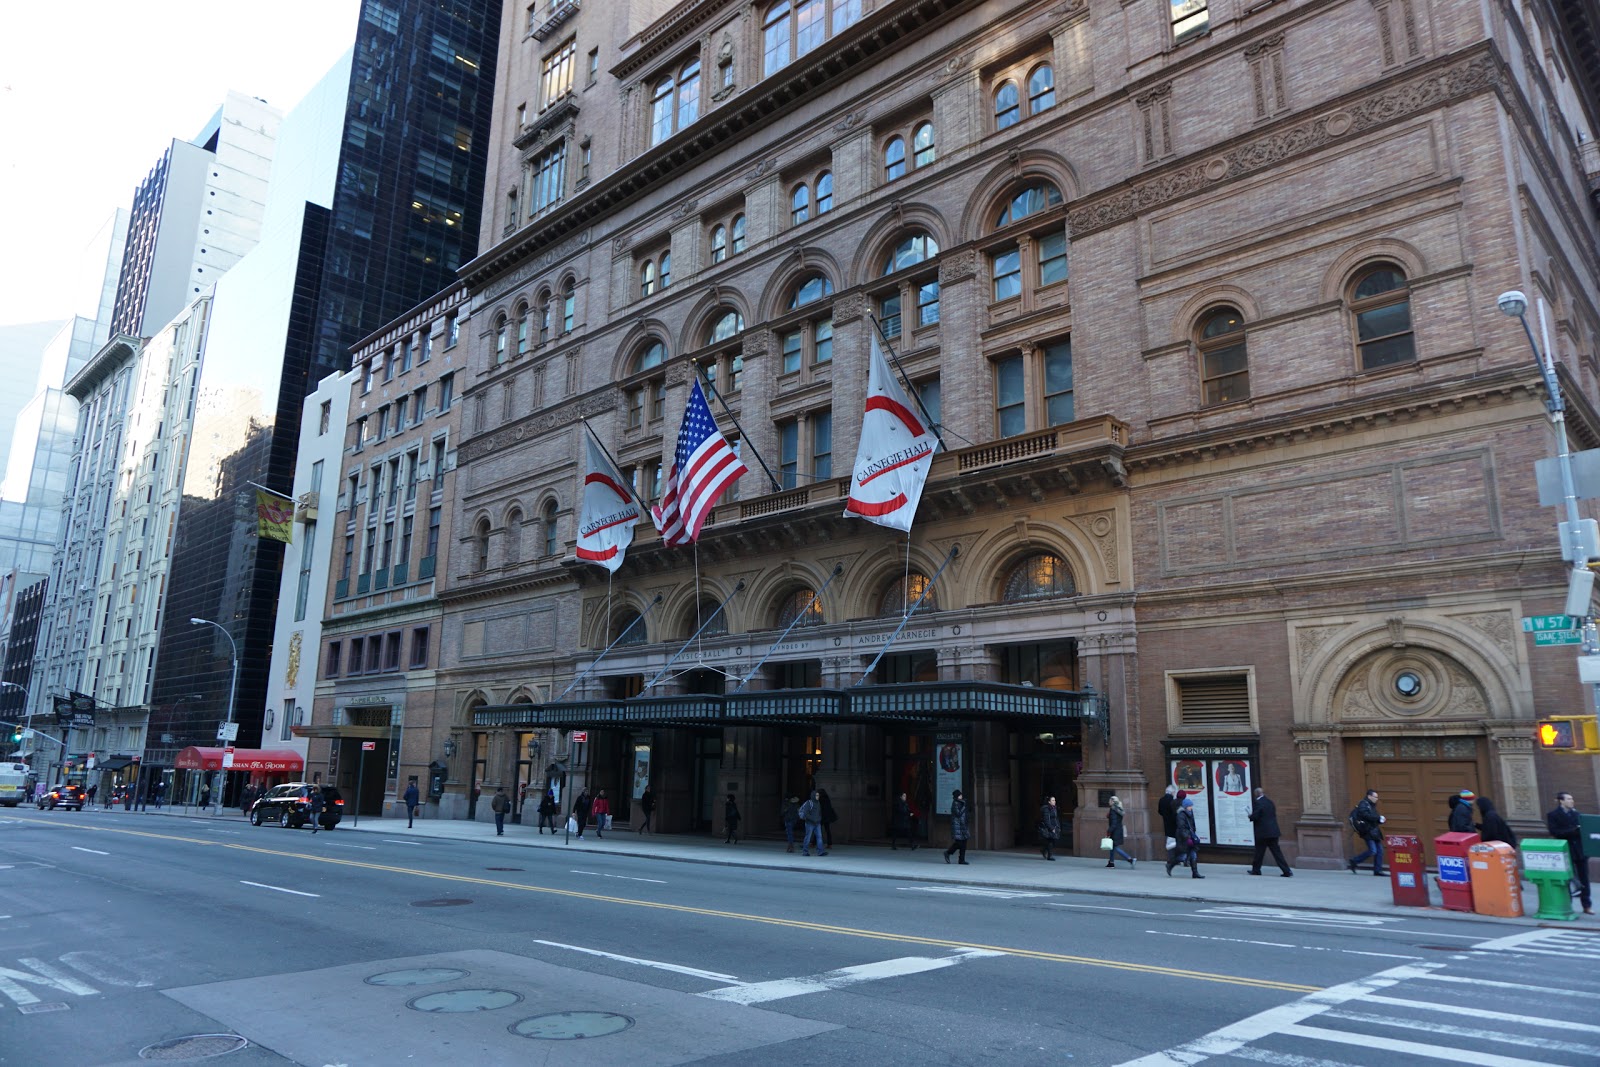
1536;716;1600;753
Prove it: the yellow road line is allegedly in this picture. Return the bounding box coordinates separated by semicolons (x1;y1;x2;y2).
23;818;1321;993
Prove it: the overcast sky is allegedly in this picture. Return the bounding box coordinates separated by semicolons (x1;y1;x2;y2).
0;1;363;327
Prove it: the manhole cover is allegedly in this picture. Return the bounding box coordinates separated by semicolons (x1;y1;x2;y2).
139;1033;249;1060
18;1002;68;1014
512;1011;635;1040
486;867;525;871
366;967;469;986
410;898;473;907
408;988;523;1013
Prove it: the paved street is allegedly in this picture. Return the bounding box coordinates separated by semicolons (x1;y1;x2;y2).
2;806;1598;1065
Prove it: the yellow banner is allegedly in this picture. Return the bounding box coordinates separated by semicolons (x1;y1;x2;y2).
256;490;294;543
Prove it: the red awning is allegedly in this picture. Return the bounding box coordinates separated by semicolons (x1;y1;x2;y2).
172;747;304;773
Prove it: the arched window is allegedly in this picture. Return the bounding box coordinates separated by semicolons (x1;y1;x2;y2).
1198;306;1248;406
1027;64;1055;113
884;136;907;182
474;518;491;571
791;183;810;225
1351;264;1415;370
613;609;647;646
542;499;559;556
878;572;939;616
561;278;576;333
883;233;940;274
677;59;701;130
708;309;745;343
995;182;1064;226
650;75;674;145
536;291;552;344
636;340;666;372
710;224;728;263
506;188;519;228
493;315;508;364
505;508;523;563
731;214;748;254
788;273;834;309
689;597;729;637
912;122;936;168
776;587;824;628
640;260;657;298
1001;552;1076;601
659;251;672;290
994;81;1020;129
816;171;834;214
515;302;529;355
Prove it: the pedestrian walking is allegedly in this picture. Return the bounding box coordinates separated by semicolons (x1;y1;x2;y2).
1038;795;1061;861
592;790;611;838
200;782;211;810
1448;789;1476;833
1547;791;1593;915
799;789;827;856
1158;783;1185;868
491;787;509;835
1475;796;1517;846
86;783;98;807
889;791;918;850
1105;796;1134;867
638;788;655;834
1247;786;1293;877
538;790;558;833
307;786;325;833
723;793;741;843
1345;788;1386;875
943;789;970;865
781;795;800;852
1166;797;1203;878
571;788;592;838
403;779;420;828
818;788;838;849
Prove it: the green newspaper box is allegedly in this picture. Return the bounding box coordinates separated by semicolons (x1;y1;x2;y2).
1521;838;1576;921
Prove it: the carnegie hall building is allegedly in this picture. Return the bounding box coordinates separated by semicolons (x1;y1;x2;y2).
398;0;1600;865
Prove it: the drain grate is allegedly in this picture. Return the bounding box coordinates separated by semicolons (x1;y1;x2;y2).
18;1002;68;1014
511;1011;635;1040
410;898;473;907
139;1034;249;1060
408;988;523;1013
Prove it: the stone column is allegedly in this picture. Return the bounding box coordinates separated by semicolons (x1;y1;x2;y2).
1292;733;1342;869
1487;728;1541;827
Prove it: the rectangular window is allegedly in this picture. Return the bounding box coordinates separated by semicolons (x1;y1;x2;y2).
438;373;454;411
1174;673;1251;727
1044;340;1074;426
530;141;567;217
361;359;374;393
779;420;799;489
281;698;296;742
394;396;407;427
319;401;332;435
375;407;388;440
399;515;414;569
384;631;402;671
917;378;942;430
366;637;382;673
917;280;940;326
422;332;433;363
325;642;342;678
426;507;442;558
340;532;355;582
587;47;599;86
413;387;428;423
400;339;413;373
380;522;394;569
814;317;832;364
347;637;362;674
993;247;1022;301
996;354;1025;437
431;439;447;483
627;387;644;428
362;527;377;575
382;350;395;382
650;380;667;422
879;293;902;339
387;458;401;508
1171;0;1210;45
294;520;316;622
447;313;460;347
410;626;431;669
781;329;802;374
355;416;368;449
812;410;832;480
542;39;577;108
406;451;420;500
1038;232;1068;287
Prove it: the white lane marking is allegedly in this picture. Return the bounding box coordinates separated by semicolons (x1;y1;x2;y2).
1323;1010;1600;1057
1363;994;1600;1033
1229;1049;1363;1067
380;839;422;845
1471;927;1600;958
1116;963;1440;1066
1046;903;1167;915
323;843;377;850
699;949;1003;1005
897;886;1054;899
1193;909;1481;938
239;880;319;898
532;940;739;982
69;847;108;856
1154;931;1421;961
57;951;156;988
1417;973;1593;998
569;869;667;884
1275;1023;1553;1067
0;958;101;1007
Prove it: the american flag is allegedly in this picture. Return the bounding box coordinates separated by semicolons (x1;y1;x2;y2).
651;381;747;545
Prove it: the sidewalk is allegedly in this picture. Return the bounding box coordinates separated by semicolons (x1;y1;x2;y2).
113;803;1584;928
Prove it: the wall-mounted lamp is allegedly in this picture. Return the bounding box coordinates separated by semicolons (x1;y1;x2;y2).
442;738;458;758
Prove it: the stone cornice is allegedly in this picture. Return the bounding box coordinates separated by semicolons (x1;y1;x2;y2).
437;566;575;605
456;387;612;465
1067;46;1500;239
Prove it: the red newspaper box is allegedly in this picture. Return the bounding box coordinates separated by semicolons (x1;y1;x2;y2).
1434;831;1481;912
1385;834;1430;907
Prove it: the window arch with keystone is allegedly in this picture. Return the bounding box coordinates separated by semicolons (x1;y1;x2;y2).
775;586;825;629
993;61;1055;132
612;608;648;646
777;273;835;377
560;277;576;334
650;56;702;146
708;210;747;265
639;248;672;299
987;180;1068;308
473;517;492;572
541;498;559;556
624;339;668;429
493;313;509;366
685;597;730;638
1349;263;1415;371
878;572;939;616
876;231;941;342
701;307;746;396
1196;306;1248;406
515;301;530;356
999;551;1076;602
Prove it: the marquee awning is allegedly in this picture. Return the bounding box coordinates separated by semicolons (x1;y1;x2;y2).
172;747;304;773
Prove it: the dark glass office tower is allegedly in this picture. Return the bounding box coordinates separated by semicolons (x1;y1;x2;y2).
147;0;501;769
311;0;503;380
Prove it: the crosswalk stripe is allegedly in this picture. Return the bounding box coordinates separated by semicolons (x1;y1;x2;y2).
1228;1047;1363;1067
1324;1009;1600;1056
1364;994;1600;1033
1276;1024;1554;1067
1416;973;1593;998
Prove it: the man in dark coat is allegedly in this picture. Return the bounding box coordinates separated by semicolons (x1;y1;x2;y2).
1167;798;1203;878
1158;785;1186;867
571;788;592;838
1548;791;1592;915
403;779;420;828
1038;795;1061;861
1448;790;1477;833
1475;796;1516;846
1346;789;1385;875
1247;787;1292;877
889;792;917;850
942;789;970;865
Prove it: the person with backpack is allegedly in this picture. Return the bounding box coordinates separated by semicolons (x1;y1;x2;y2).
1346;789;1385;875
1166;797;1203;878
798;789;827;856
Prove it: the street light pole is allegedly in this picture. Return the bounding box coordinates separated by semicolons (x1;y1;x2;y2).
190;617;239;813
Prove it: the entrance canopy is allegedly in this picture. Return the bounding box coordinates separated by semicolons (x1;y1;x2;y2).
475;681;1102;730
173;747;305;773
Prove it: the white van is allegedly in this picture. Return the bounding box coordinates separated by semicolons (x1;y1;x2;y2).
0;762;29;807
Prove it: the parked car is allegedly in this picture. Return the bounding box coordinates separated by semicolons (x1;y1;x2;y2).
38;783;87;810
248;783;343;830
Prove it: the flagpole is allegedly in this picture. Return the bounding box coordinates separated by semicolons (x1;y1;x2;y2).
732;564;845;693
246;479;296;498
868;315;947;453
580;419;635;493
854;545;959;685
642;580;746;691
555;593;664;701
693;362;782;493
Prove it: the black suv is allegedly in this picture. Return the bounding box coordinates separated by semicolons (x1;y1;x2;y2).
38;783;86;810
248;783;344;830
